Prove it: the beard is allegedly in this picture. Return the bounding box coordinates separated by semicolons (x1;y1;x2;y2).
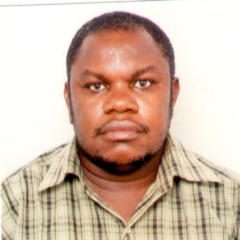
70;84;173;175
76;138;158;175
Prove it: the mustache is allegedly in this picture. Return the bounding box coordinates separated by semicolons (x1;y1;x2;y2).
94;118;150;137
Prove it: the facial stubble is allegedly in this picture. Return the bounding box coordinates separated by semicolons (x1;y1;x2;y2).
69;84;173;175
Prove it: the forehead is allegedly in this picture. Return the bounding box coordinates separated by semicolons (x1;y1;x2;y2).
79;28;163;60
71;28;170;79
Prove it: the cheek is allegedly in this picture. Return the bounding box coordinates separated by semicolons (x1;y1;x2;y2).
139;91;170;124
72;97;103;133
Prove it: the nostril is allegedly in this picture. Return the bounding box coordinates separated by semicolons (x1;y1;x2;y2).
103;92;138;114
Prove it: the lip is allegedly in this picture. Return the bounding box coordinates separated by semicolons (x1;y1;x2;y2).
99;120;145;141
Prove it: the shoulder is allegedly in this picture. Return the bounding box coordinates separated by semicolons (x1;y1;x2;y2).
1;141;72;239
167;133;240;187
1;142;68;198
195;153;240;186
190;152;240;224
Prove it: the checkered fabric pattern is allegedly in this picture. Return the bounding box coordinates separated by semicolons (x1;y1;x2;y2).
2;134;240;239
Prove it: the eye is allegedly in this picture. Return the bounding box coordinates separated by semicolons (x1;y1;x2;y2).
134;79;152;89
89;83;106;92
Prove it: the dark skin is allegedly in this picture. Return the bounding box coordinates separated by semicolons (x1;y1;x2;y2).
64;28;180;222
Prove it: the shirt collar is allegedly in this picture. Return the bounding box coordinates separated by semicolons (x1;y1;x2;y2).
154;133;221;193
38;137;83;192
38;133;221;193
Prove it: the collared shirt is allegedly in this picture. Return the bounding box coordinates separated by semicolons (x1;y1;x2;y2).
1;134;240;240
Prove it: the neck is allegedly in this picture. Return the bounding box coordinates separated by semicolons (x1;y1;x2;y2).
79;147;164;222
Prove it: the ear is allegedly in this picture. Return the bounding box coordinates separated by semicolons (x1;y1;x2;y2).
64;82;73;124
171;77;180;106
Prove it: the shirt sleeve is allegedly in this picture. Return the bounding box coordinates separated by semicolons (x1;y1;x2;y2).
1;180;19;240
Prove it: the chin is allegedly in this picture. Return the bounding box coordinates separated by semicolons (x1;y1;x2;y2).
77;140;156;175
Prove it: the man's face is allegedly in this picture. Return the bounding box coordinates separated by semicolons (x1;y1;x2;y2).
65;28;179;174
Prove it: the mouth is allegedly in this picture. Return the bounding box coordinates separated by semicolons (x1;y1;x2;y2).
96;120;148;141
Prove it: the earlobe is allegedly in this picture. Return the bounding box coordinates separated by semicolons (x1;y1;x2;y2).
172;77;180;106
64;82;73;124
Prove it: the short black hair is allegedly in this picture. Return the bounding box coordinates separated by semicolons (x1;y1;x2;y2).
67;11;175;82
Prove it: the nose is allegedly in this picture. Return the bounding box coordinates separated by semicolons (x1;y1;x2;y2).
103;85;139;114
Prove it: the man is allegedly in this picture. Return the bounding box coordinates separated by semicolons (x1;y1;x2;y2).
1;11;240;240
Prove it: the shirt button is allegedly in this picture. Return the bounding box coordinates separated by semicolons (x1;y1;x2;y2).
126;228;131;234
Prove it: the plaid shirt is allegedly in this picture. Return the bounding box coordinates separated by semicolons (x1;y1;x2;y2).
2;133;240;240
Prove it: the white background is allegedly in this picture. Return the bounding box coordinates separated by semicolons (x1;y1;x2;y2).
1;0;240;181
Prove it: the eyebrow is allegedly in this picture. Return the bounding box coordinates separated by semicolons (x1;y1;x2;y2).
131;65;156;79
81;65;156;82
81;70;107;82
